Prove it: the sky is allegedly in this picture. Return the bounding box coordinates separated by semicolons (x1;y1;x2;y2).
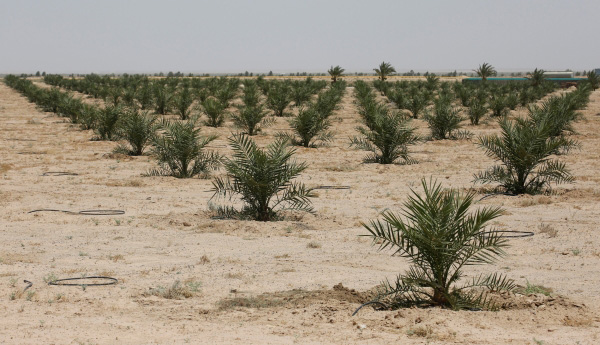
1;0;599;74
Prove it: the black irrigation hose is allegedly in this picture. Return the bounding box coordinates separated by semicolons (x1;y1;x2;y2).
28;209;125;216
478;192;517;201
23;280;32;292
42;171;79;176
352;301;389;316
314;185;351;190
48;276;118;286
480;230;534;238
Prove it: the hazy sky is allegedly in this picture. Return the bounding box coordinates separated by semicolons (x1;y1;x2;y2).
1;0;598;74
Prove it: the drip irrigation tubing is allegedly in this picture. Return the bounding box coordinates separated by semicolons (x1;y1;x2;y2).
42;171;79;176
478;192;517;201
352;301;389;316
48;276;118;287
28;209;125;216
23;280;32;292
314;185;351;190
480;230;534;238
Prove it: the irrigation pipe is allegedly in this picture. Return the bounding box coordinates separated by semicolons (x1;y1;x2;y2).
314;185;351;190
23;280;32;292
48;276;118;287
352;301;389;316
28;209;125;216
42;171;79;176
480;230;534;238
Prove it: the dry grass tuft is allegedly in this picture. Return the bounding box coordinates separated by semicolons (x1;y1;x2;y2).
197;255;210;264
538;223;558;238
145;279;201;299
307;241;322;249
217;295;286;311
108;254;124;262
519;196;552;207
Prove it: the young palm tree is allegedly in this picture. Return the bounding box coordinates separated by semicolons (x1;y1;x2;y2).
586;70;599;90
468;98;488;125
231;104;273;136
116;109;158;155
424;97;465;139
240;81;261;108
136;83;154;110
362;179;514;310
173;87;194;120
266;82;292;117
404;90;429;119
527;68;546;87
328;65;345;83
488;94;509;117
212;134;314;221
374;62;396;81
425;74;440;92
95;105;123;140
290;84;312;107
286;106;333;148
154;84;174;115
475;118;576;194
201;97;228;127
474;63;497;82
150;118;220;178
78;103;98;130
350;108;419;164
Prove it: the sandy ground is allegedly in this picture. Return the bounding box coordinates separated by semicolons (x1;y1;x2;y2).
1;80;600;344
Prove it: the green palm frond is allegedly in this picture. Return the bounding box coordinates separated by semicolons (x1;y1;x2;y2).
211;134;313;221
150;117;220;178
362;179;513;310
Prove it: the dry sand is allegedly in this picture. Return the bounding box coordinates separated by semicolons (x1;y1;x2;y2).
1;80;600;344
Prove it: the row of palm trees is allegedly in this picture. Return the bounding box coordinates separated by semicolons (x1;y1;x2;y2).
328;62;600;89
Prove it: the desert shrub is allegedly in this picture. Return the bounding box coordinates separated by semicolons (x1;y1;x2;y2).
351;109;419;164
362;179;514;310
95;105;123;140
116;109;158;155
201;97;228;127
424;97;465;139
468;98;487;125
231;104;273;136
150;118;220;178
475;118;576;194
211;134;314;221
